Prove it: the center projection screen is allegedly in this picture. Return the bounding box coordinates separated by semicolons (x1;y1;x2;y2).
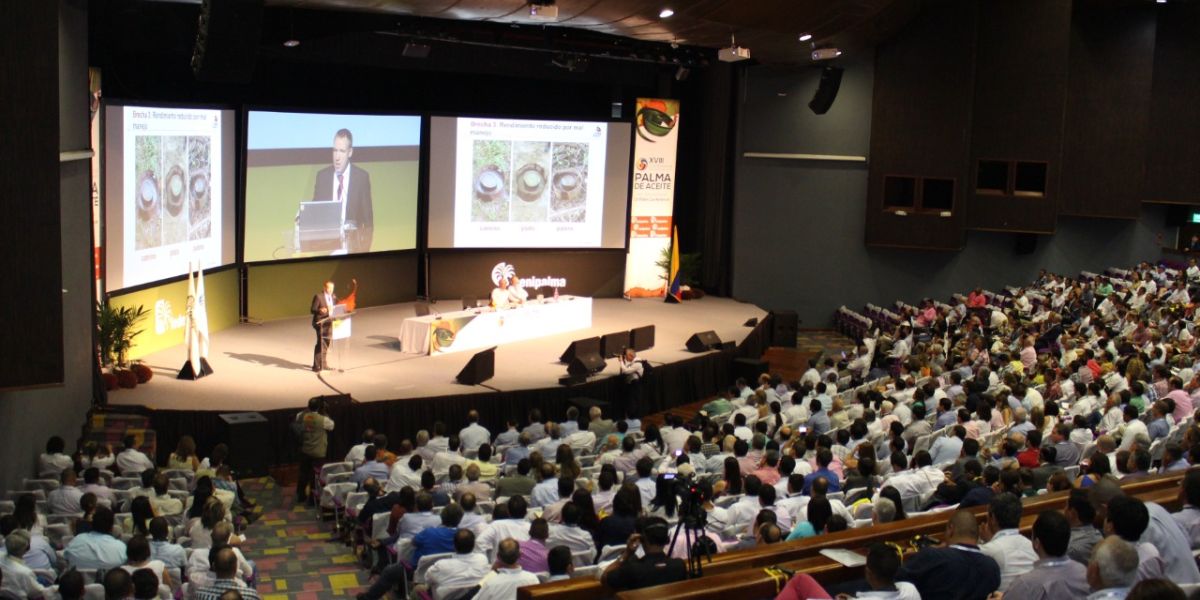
427;116;632;249
243;110;421;262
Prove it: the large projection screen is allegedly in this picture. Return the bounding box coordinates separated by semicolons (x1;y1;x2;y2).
428;116;631;249
243;110;421;262
104;104;237;291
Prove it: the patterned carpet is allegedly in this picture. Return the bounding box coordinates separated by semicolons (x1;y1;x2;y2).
238;478;369;599
231;331;858;599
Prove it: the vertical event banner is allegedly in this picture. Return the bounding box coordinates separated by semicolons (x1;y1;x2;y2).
623;98;680;297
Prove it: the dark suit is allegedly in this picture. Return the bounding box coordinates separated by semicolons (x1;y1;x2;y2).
312;163;373;254
311;291;338;370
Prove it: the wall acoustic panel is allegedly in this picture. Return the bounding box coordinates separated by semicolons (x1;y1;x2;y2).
1143;4;1200;205
1059;4;1156;218
967;0;1071;234
865;0;977;250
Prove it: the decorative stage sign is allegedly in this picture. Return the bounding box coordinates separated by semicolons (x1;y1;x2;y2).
623;98;681;298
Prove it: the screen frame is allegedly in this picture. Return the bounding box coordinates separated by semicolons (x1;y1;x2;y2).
424;110;636;253
239;104;425;267
100;97;242;297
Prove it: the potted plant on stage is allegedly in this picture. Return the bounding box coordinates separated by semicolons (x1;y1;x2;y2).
96;301;151;389
656;246;703;300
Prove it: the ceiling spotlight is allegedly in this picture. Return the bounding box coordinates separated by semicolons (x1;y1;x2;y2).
660;8;675;18
798;33;813;42
1156;0;1167;3
283;39;300;48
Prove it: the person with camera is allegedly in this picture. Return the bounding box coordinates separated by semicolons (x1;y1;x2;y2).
294;397;334;506
600;517;687;591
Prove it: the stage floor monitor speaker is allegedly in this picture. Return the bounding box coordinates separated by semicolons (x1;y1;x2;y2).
567;352;606;377
630;325;655;352
559;336;601;363
600;331;631;358
456;346;496;386
686;330;722;353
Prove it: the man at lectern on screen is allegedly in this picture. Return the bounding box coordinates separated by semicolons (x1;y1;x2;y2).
312;128;373;253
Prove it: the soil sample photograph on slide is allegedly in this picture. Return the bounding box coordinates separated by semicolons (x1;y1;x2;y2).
187;136;212;241
550;142;588;222
134;136;162;250
160;136;188;245
472;139;511;222
510;141;550;222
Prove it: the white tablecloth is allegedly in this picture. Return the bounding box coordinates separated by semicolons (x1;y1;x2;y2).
399;296;593;355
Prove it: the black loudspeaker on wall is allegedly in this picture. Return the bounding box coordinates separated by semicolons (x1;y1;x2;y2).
192;0;264;83
808;66;844;115
1014;233;1038;256
456;347;496;386
685;331;722;353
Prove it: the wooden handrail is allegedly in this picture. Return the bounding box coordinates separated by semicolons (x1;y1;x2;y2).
610;480;1185;600
518;472;1184;600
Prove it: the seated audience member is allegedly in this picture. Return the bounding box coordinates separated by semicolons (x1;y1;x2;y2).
786;497;832;541
0;530;46;598
1127;579;1188;600
494;419;521;448
475;539;540;600
414;529;491;600
496;458;536;498
103;568;134;600
55;569;85;600
130;567;161;600
1104;495;1165;580
1090;479;1200;583
595;484;642;551
344;429;376;466
79;440;116;472
39;436;74;476
776;542;920;600
518;518;551;574
455;464;492;503
64;506;127;570
897;509;1001;600
1172;469;1200;549
168;435;202;472
1066;489;1103;565
600;517;687;591
548;502;595;556
80;468;117;506
187;521;253;585
192;547;260;599
48;468;85;515
1085;536;1139;598
1005;510;1089;599
397;493;441;541
530;463;561;508
116;435;156;475
476;496;533;560
121;535;173;590
352;446;389;488
980;493;1037;592
148;517;186;571
546;546;574;582
412;504;463;565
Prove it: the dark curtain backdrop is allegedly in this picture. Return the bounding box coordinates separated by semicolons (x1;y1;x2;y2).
675;63;740;297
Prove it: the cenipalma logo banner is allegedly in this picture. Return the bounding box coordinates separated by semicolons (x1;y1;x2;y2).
624;98;680;298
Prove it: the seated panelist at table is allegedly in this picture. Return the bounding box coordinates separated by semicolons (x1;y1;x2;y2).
491;277;511;309
507;275;528;306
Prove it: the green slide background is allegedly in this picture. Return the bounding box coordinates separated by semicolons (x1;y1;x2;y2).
243;160;418;262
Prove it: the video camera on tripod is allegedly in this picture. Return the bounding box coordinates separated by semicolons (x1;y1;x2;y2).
659;472;715;577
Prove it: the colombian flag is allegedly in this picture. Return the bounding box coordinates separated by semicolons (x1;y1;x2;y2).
666;227;682;303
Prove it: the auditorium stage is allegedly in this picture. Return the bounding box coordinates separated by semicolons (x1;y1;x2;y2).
110;296;767;413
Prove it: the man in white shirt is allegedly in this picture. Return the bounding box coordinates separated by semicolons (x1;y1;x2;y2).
432;437;469;473
386;454;425;493
476;497;533;561
421;530;491;600
115;435;156;475
47;469;84;515
877;451;941;509
979;493;1037;592
344;429;376;466
459;410;491;453
0;530;46;599
38;436;74;476
475;538;540;600
506;275;528;305
548;503;596;556
1118;405;1148;452
80;468;117;507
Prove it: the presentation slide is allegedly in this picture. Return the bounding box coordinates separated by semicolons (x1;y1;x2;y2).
104;104;236;291
428;116;631;248
243;111;420;262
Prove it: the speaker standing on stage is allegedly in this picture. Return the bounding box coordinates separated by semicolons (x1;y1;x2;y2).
311;280;337;372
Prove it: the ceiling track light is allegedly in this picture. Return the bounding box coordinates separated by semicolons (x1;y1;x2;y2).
798;33;813;42
660;8;675;18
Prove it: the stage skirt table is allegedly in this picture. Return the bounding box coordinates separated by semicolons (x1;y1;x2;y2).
398;296;593;355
